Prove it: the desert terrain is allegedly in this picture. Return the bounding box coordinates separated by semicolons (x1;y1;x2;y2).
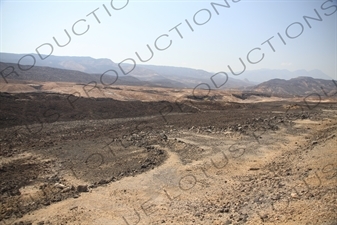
0;80;336;225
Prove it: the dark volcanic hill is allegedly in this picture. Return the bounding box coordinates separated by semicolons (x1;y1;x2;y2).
251;77;337;97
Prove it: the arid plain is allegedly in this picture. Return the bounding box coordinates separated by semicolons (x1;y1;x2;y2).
1;80;336;225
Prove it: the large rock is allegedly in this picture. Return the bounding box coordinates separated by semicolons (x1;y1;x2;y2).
77;185;89;193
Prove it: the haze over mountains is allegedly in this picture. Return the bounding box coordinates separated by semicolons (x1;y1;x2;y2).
0;53;251;89
1;52;333;84
0;61;151;87
0;52;335;97
238;68;332;84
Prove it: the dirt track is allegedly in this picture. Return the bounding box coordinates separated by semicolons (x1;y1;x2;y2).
0;91;336;225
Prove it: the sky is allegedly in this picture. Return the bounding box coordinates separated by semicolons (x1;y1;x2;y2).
1;0;336;79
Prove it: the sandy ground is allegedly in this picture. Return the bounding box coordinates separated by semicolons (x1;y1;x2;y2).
0;85;336;225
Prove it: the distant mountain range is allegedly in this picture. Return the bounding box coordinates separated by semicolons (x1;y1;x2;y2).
0;53;253;89
1;52;333;89
0;61;152;86
250;77;337;97
237;69;332;83
0;53;334;94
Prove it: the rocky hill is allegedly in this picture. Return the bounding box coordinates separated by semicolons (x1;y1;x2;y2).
251;77;336;97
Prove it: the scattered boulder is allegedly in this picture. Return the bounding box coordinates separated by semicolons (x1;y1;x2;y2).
54;183;66;189
77;185;89;193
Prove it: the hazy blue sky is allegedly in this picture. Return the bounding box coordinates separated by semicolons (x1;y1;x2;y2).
1;0;336;79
